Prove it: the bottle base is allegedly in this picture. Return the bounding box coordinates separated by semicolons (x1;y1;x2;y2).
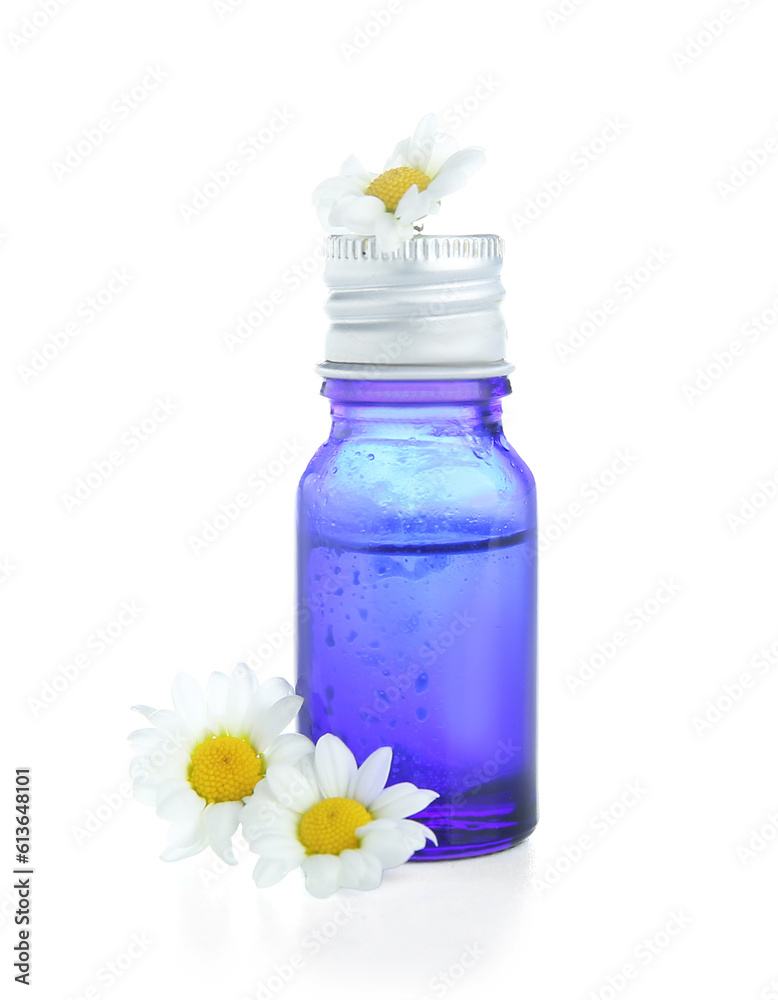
409;808;538;862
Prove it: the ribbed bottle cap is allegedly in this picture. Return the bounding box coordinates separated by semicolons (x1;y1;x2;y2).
316;234;513;380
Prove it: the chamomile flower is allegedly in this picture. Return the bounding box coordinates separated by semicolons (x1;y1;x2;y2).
313;113;485;253
242;733;439;897
128;665;313;865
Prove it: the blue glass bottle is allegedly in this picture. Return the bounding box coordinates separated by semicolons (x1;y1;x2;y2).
296;236;537;859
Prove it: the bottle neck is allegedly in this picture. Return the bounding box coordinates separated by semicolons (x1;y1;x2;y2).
321;377;511;437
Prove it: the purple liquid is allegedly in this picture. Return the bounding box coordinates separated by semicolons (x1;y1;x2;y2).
297;529;537;859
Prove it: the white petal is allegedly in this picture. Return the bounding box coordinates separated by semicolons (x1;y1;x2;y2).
369;783;439;820
249;834;306;863
348;746;392;807
302;854;342;898
406;113;439;172
170;673;207;732
251;676;295;712
249;695;303;750
156;779;204;822
225;664;258;733
314;195;337;228
357;825;414;869
374;213;413;253
394;184;431;225
314;734;356;798
202;801;243;865
242;772;277;809
312;175;360;205
436;146;485;179
335;194;386;231
131;703;157;721
242;679;291;735
337;848;383;891
206;671;230;727
132;706;193;740
317;202;347;231
425;133;464;176
128;727;165;751
384;137;412;170
424;171;467;206
166;814;205;848
263;732;315;767
397;817;438;848
336;848;367;888
160;838;207;862
326;193;359;228
265;762;319;814
242;797;299;843
253;856;296;888
339;154;373;184
296;752;318;785
131;780;159;807
129;754;164;786
132;746;188;788
240;796;274;842
356;817;396;833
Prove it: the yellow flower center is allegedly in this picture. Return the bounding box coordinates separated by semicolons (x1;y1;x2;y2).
298;797;373;855
365;167;431;213
188;735;264;803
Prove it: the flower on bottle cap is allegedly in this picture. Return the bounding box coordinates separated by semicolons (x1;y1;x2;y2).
313;113;485;253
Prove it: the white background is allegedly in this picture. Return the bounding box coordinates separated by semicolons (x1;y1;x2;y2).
3;1;778;998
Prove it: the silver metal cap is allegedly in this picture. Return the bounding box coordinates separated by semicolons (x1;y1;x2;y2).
316;234;513;380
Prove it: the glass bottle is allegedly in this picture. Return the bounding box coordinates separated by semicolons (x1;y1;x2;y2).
296;236;537;859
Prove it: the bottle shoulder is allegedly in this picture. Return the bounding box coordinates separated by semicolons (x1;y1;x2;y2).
301;431;533;483
298;431;536;542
